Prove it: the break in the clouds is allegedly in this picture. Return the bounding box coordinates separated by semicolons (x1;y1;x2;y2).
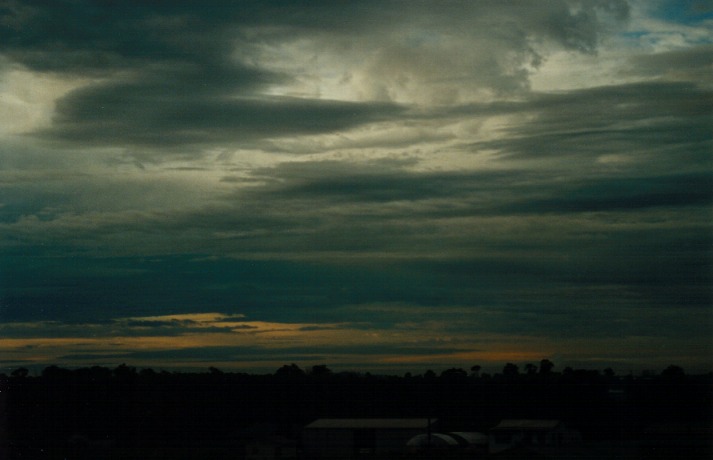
0;0;711;374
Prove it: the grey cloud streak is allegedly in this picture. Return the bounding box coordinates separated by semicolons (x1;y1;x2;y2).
457;81;712;167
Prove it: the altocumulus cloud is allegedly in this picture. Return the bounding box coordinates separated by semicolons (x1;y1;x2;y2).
0;0;711;374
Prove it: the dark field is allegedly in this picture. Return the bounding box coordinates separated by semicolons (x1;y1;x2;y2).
2;363;711;459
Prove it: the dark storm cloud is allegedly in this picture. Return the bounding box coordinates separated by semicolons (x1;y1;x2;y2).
43;82;404;147
0;0;383;73
0;0;628;71
275;195;711;342
2;0;630;152
1;0;403;149
2;156;709;276
248;157;712;219
467;81;712;165
504;173;713;213
250;160;520;204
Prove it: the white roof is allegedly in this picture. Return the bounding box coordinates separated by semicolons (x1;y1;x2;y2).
305;418;434;430
492;419;562;431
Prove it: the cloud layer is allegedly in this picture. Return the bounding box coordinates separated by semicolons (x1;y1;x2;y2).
0;0;711;374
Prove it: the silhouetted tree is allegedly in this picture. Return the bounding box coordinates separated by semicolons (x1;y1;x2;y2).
275;363;305;378
661;364;685;379
310;364;332;377
502;362;519;377
140;367;157;377
87;366;112;380
539;359;555;375
42;365;71;379
208;366;223;375
524;363;537;375
11;367;28;378
470;365;481;378
113;363;137;379
440;368;468;381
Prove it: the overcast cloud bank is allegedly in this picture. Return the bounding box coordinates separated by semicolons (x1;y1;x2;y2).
0;0;711;373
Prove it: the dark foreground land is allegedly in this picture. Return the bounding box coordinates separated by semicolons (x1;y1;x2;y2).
1;363;711;459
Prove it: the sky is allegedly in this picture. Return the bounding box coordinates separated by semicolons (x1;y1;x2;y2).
0;0;711;375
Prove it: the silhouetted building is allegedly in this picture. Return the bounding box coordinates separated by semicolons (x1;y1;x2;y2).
302;418;436;459
489;419;581;454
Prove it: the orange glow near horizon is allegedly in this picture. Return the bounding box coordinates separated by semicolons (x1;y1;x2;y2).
1;312;708;373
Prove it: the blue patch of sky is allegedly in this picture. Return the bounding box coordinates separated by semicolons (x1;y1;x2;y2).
653;0;713;24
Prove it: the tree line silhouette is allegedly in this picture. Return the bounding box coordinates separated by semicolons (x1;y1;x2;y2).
2;361;711;459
